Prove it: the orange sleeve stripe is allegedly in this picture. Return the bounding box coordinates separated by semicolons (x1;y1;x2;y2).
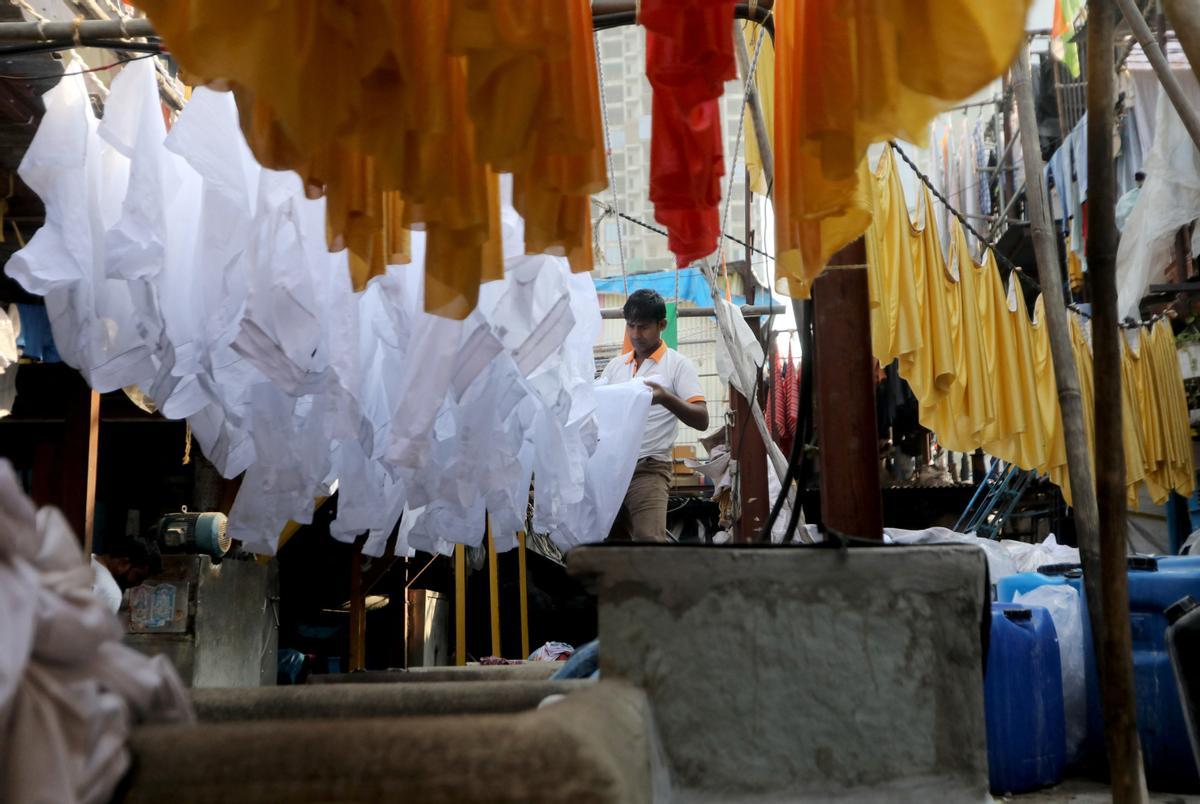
686;395;706;404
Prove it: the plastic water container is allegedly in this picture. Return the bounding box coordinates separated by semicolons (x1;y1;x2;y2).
985;603;1066;795
1069;556;1200;792
1167;596;1200;774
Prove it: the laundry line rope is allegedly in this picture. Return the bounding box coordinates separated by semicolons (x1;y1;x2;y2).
888;140;1170;331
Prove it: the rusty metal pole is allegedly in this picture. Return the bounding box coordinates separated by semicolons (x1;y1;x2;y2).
1088;2;1150;799
812;241;883;540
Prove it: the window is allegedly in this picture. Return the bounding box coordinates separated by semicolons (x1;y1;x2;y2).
609;129;626;150
602;39;623;59
638;114;652;141
605;246;621;266
606;103;626;125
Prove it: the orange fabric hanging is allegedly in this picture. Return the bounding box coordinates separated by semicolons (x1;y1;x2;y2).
772;0;1030;298
136;0;604;316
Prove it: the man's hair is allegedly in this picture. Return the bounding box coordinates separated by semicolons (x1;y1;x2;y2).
109;534;162;575
622;288;667;323
1135;171;1146;182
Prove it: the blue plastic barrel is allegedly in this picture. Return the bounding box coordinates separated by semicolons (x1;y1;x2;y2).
1070;556;1200;792
986;603;1067;794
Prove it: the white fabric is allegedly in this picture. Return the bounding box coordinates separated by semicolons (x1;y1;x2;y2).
90;556;122;614
0;459;193;804
0;306;17;418
10;60;630;557
598;345;704;461
1116;68;1200;317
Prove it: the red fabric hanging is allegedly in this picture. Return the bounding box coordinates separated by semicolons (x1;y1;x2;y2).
769;345;799;456
642;0;736;268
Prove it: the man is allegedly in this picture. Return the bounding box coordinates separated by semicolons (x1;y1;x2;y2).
1115;170;1144;233
598;289;708;541
91;535;161;613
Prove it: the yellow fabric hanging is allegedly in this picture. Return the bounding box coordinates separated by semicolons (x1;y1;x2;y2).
867;144;1194;508
772;0;1030;298
135;0;604;317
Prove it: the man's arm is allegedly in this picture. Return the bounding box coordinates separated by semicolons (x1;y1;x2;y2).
644;381;709;431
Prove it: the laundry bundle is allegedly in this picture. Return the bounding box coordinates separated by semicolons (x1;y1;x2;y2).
0;459;193;804
9;59;648;557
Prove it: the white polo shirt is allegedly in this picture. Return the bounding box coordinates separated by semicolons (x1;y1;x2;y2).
598;343;705;462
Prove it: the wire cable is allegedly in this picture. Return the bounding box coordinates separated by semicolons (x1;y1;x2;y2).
888;140;1170;331
0;51;157;80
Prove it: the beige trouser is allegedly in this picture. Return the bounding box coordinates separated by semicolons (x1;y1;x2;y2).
608;458;674;542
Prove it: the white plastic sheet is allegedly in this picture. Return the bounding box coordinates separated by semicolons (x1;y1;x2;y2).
1014;583;1086;763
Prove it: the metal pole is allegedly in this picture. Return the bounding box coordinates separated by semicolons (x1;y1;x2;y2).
600;303;784;319
0;17;156;40
1088;3;1151;799
349;537;366;672
1115;0;1200;154
734;28;774;198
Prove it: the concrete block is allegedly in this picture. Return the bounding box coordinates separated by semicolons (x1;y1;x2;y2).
305;663;558;684
569;544;991;803
191;679;589;722
118;681;665;804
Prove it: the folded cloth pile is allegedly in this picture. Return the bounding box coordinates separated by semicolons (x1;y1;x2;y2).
0;459;193;804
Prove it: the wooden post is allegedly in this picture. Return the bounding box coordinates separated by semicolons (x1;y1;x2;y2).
61;376;100;552
486;517;501;658
1164;0;1200;83
517;531;530;659
1013;36;1106;678
730;256;770;542
454;543;467;666
812;240;883;539
1088;3;1151;799
348;536;366;672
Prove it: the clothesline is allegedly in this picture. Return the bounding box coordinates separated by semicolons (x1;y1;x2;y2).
589;197;774;260
889;140;1170;332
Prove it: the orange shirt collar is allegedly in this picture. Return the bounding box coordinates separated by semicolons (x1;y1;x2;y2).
626;342;667;369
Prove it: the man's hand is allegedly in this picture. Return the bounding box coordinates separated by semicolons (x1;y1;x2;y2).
642;380;708;431
643;379;668;405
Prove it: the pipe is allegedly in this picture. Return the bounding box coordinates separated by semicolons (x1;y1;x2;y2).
1087;3;1151;800
600;303;784;319
733;24;774;199
1115;0;1200;155
0;17;156;41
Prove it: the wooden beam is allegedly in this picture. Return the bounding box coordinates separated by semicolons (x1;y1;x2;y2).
517;531;530;660
1087;2;1151;799
454;543;467;666
60;373;99;552
348;535;367;672
486;517;501;658
812;242;882;540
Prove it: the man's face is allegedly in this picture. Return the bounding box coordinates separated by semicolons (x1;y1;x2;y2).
626;318;666;355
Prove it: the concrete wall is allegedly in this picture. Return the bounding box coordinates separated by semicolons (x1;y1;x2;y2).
570;544;992;803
